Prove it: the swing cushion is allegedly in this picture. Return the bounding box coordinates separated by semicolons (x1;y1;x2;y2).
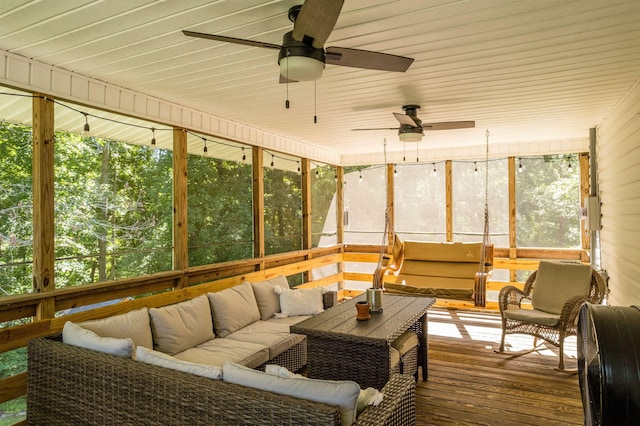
391;242;484;299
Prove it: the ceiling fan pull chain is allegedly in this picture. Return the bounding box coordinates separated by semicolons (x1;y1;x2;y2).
285;49;290;109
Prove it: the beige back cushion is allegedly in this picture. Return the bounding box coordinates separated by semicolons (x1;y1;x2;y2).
223;361;360;426
531;261;592;314
208;281;261;337
251;275;289;320
403;241;483;263
62;321;134;358
149;295;215;355
79;307;153;349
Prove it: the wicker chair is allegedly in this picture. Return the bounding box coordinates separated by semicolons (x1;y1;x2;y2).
497;261;606;372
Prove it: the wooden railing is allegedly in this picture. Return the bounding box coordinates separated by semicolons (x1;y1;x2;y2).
0;243;588;424
0;246;342;418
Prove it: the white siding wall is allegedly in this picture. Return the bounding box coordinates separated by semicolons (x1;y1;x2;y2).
598;79;640;305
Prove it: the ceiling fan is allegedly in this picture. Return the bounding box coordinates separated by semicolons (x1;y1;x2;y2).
353;105;475;142
182;0;414;83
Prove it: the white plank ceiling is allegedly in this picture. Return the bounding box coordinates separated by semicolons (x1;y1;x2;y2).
1;0;639;165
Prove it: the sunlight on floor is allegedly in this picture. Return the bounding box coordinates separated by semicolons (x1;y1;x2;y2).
428;308;578;359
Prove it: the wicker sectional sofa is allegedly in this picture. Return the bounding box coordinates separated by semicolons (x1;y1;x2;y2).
26;277;417;425
27;335;416;425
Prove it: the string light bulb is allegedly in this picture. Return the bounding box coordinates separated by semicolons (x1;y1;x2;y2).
150;128;156;146
202;138;208;155
359;170;363;183
568;160;573;172
316;169;319;177
297;161;301;173
242;148;246;161
334;169;338;182
271;154;275;168
82;112;90;136
474;161;478;175
432;163;437;176
518;158;523;173
394;165;398;176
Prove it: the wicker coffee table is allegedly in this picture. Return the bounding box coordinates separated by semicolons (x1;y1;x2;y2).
291;293;435;390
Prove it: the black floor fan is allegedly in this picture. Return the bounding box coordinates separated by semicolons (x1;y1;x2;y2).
578;303;640;425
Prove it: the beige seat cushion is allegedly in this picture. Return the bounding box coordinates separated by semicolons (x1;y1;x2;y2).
391;330;419;356
399;260;479;279
208;282;261;337
390;346;401;369
531;261;592;314
149;295;215;355
175;338;269;369
503;308;560;327
225;320;306;359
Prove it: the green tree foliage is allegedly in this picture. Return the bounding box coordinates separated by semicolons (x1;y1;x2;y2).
264;167;302;255
0;123;33;297
516;155;580;247
53;134;173;286
187;154;253;265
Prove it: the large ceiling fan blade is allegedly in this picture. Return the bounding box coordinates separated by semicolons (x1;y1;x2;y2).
292;0;344;48
423;121;476;130
182;30;281;50
393;112;418;127
325;47;414;72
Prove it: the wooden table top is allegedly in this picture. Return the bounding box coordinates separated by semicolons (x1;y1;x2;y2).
291;294;435;344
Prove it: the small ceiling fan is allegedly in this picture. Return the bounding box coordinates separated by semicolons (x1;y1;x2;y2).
352;105;475;142
182;0;414;83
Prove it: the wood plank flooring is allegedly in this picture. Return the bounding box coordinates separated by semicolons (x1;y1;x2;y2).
416;308;584;425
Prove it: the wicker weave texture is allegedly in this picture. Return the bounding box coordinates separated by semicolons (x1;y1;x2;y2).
27;335;415;425
498;268;606;369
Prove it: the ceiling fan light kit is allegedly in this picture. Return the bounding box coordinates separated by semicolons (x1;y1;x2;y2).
278;32;325;81
399;128;423;142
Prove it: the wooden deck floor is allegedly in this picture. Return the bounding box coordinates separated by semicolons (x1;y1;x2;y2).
416;308;584;426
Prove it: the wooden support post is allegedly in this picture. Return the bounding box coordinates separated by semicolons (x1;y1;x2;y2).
386;164;395;248
579;152;591;254
32;94;55;319
302;159;312;250
172;128;188;288
508;157;517;282
445;160;453;242
336;166;344;245
302;159;312;282
336;166;345;290
252;147;265;262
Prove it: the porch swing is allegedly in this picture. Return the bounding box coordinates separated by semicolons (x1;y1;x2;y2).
383;130;494;307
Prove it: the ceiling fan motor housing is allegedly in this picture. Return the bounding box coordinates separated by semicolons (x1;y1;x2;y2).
399;104;423;141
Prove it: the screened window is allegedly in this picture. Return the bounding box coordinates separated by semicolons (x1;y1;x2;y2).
395;162;446;242
516;154;581;248
343;165;386;245
453;159;509;247
0;90;33;298
187;136;253;265
264;152;302;255
311;163;337;248
53;104;173;287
